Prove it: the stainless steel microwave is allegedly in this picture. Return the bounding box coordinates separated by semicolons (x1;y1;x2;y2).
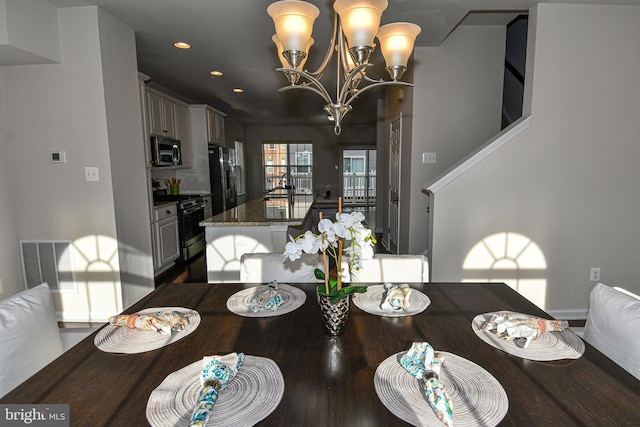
150;136;182;167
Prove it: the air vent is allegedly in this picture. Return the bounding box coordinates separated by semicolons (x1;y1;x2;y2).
20;240;77;293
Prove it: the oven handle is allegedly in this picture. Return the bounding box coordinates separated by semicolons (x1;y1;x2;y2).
182;205;205;215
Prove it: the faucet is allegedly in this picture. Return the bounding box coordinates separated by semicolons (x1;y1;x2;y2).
279;173;291;188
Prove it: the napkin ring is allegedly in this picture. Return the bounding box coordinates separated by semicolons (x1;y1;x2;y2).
203;379;222;392
422;370;439;381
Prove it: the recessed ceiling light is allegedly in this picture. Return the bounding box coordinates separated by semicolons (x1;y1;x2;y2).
173;42;191;49
233;88;244;93
210;71;223;77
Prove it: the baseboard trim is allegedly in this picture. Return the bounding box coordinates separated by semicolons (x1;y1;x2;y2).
547;309;588;320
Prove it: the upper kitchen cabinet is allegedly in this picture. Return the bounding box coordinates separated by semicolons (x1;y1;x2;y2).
175;104;192;168
190;105;227;146
144;88;192;168
147;89;177;138
206;107;226;144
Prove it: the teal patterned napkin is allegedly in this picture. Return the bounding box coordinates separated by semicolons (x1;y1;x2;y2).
248;281;284;312
189;352;245;427
380;283;412;311
400;342;453;426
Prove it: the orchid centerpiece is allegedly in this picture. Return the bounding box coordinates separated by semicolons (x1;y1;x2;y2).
283;197;376;303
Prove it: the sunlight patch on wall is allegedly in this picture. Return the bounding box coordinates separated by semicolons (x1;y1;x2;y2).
463;232;548;309
53;235;122;321
207;234;270;282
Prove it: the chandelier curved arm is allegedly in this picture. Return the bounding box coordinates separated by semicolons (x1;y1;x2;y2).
344;80;414;106
306;13;339;79
276;67;333;105
338;63;373;104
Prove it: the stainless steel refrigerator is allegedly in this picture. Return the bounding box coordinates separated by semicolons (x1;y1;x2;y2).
208;144;237;215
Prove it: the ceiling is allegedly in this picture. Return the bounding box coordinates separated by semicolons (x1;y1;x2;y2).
42;0;635;128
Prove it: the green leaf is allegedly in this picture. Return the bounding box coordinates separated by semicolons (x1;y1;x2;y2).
314;268;325;280
329;285;367;304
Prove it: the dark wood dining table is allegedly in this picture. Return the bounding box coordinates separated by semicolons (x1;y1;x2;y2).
2;282;639;426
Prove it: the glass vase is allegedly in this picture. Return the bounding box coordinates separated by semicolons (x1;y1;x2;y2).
318;293;349;336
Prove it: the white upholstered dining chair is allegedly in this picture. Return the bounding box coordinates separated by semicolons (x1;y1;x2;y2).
583;282;640;380
240;252;351;283
240;253;322;283
349;254;430;283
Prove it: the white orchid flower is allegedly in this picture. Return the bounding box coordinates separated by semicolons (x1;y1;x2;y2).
300;230;321;254
318;219;338;243
283;239;302;261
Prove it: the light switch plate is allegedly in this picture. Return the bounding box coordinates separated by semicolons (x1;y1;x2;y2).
85;166;99;182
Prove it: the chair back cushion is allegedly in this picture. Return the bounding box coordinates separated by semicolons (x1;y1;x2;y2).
583;282;640;379
0;283;64;397
240;253;324;283
349;254;429;283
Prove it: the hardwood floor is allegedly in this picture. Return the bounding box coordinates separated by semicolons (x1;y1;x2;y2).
154;252;207;287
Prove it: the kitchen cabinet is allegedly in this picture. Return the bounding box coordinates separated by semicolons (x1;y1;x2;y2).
206;107;226;144
175;103;192;168
147;90;177;138
153;202;180;275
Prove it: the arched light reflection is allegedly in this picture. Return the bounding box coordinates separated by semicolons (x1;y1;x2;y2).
462;232;548;309
55;235;121;321
207;234;270;282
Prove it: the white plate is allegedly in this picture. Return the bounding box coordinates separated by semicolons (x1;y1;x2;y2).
226;284;306;317
472;311;585;361
375;351;508;427
147;355;284;427
352;285;430;317
94;307;200;354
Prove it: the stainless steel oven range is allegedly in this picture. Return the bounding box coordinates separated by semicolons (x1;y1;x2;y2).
153;194;206;262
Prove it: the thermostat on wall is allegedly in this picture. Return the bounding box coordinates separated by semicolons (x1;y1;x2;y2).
51;150;66;163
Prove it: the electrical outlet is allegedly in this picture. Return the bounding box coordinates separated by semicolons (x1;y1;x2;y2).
589;267;601;282
85;166;99;182
422;152;436;163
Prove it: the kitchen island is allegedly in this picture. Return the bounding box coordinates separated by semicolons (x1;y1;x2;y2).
200;190;316;282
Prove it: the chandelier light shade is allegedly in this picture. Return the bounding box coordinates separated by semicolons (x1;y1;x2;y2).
334;0;387;63
267;0;421;134
377;22;422;80
268;0;319;68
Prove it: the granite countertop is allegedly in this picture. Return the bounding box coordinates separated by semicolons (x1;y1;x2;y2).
200;193;316;226
153;200;178;208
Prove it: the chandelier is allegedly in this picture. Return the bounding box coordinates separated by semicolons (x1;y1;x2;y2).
267;0;421;135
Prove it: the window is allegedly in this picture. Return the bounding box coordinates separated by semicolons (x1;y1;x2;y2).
263;141;313;193
342;149;376;206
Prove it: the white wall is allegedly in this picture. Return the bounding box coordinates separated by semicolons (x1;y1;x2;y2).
0;69;22;297
398;25;506;254
0;6;153;318
97;8;154;309
0;0;60;65
428;4;640;314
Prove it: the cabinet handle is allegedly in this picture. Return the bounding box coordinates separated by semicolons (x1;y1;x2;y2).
165;210;172;215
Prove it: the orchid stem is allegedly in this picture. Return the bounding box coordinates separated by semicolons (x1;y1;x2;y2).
337;197;343;291
319;212;329;295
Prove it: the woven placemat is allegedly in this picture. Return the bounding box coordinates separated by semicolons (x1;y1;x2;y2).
146;355;284;427
352;285;430;317
472;311;585;361
375;351;508;427
94;307;200;354
226;284;306;317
